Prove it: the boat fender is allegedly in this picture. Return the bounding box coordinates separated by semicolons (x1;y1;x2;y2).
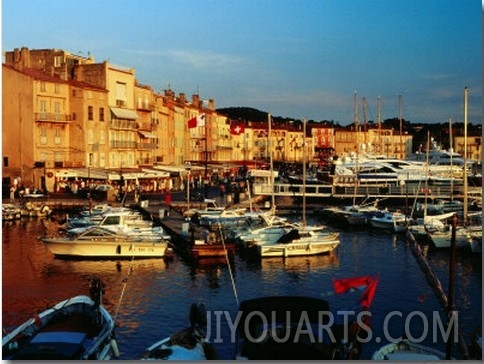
111;338;120;357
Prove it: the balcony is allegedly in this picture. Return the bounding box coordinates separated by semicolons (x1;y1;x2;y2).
110;119;137;130
137;158;153;165
110;141;137;149
137;142;157;150
35;113;71;123
136;102;155;112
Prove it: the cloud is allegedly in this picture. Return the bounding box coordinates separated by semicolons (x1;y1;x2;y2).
165;49;247;72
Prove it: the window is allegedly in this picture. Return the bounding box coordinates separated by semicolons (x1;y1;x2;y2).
99;153;106;167
54;128;61;144
39;100;47;118
110;153;116;167
40;127;47;145
54;102;61;120
40;82;46;92
54;151;62;162
54;84;60;94
72;112;77;121
88;129;94;144
3;157;8;167
99;107;104;121
88;106;93;121
115;82;127;106
100;130;106;144
54;55;63;67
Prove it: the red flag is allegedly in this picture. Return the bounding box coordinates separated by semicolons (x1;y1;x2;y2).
333;275;379;309
187;116;197;128
359;275;379;308
187;114;206;128
333;276;372;294
230;121;245;135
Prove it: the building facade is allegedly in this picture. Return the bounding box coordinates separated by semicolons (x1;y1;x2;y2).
9;46;482;195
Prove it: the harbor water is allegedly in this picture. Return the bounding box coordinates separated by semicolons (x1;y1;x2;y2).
2;215;482;360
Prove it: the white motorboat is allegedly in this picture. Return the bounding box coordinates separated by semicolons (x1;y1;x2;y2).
406;213;453;243
2;203;21;221
236;221;294;248
326;203;380;226
183;198;226;219
2;277;119;360
256;228;340;258
68;209;171;240
40;226;169;259
369;210;408;233
372;339;449;360
141;303;217;360
427;226;478;249
422;199;464;214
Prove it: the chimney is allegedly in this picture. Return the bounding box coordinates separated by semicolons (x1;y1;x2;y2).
179;93;186;103
20;47;30;69
192;94;200;107
208;99;215;110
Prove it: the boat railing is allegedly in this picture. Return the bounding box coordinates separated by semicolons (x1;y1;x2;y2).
253;181;480;200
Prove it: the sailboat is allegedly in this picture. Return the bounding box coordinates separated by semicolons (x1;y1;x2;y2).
427;87;482;249
255;117;340;258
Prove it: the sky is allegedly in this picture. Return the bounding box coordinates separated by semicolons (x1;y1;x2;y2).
2;0;482;124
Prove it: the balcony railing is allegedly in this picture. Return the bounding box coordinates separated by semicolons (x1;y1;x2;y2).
137;142;157;150
35;113;71;123
110;119;137;130
136;102;155;111
137;158;153;165
110;141;137;149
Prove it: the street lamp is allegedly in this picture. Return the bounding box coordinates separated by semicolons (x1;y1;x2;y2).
184;161;192;211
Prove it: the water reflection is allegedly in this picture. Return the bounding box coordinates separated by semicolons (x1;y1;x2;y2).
3;218;481;360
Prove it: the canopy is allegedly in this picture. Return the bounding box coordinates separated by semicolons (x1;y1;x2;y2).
110;107;138;120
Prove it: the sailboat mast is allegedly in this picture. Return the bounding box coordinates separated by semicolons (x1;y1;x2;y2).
424;131;430;217
399;94;403;159
377;96;382;155
463;87;468;222
449;118;453;202
302;117;307;227
363;97;367;150
268;113;276;214
353;91;359;206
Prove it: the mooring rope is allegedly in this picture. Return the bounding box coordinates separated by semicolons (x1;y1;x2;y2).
113;254;136;323
217;219;239;307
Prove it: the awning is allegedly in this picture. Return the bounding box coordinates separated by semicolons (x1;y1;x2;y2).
110;107;138;120
139;131;157;138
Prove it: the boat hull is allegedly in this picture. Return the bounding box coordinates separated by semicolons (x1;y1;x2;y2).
2;294;118;360
42;238;168;258
258;240;339;257
191;243;236;259
428;229;472;249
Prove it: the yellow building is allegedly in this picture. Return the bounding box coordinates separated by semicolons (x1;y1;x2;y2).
69;80;109;170
334;126;412;160
74;61;139;169
2;64;71;191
